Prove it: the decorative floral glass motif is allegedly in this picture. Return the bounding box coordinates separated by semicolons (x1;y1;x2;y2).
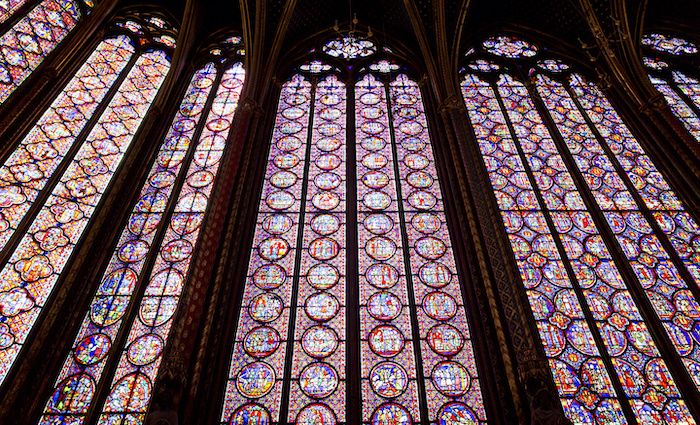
642;33;698;56
483;35;537;58
0;0;84;103
0;48;170;386
462;37;700;423
323;34;376;59
39;63;218;425
97;63;245;424
0;36;133;251
222;58;488;422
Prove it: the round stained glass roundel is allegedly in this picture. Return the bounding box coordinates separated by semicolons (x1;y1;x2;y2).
305;292;340;322
302;325;339;359
317;154;341;171
249;293;283;323
364;191;392;211
364;214;393;235
230;403;271;425
244;326;281;358
370;362;409;398
258;237;289;261
402;137;425;152
367;291;402;321
404;153;429;170
297;403;337;425
309;237;340;261
270;171;297;189
299;362;339;398
317;137;342;152
266;191;295;210
126;334;163;366
408;191;437;210
432;361;470;397
366;237;397;261
312;192;340;211
307;263;340;290
277;136;302;152
253;264;286;290
362;136;386;151
362;153;388;170
423;292;458;320
366;264;399;289
262;214;293;235
369;325;405;358
427;324;465;356
274;153;299;169
74;333;111;366
371;403;412;425
438;402;478;425
315;172;342;190
412;213;441;234
311;214;340;236
236;362;275;398
362;171;390;189
415;237;447;260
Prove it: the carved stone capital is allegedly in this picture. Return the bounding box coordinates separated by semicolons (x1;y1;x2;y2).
639;92;667;116
240;96;263;116
438;94;464;115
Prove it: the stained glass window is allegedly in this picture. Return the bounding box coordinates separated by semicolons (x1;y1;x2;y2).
0;0;92;104
37;38;246;425
461;36;700;423
221;54;486;424
0;0;29;24
641;33;700;143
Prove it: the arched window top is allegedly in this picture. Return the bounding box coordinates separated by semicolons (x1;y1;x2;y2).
322;33;377;59
642;33;698;56
198;30;246;66
482;35;538;58
108;9;178;54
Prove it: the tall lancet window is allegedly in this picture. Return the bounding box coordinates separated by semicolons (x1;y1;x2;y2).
35;36;246;425
0;13;175;387
220;37;487;425
0;0;95;104
641;33;700;142
461;35;700;424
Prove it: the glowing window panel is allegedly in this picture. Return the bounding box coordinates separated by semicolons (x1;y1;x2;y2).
39;63;217;425
0;0;82;103
642;33;698;56
323;35;376;59
0;36;134;251
467;59;500;72
672;71;700;126
483;36;537;58
287;74;347;422
537;59;569;73
299;60;331;74
219;75;311;424
356;74;421;422
392;74;486;423
538;74;700;390
97;63;244;424
0;0;29;24
495;73;691;420
649;75;700;141
642;57;669;71
0;50;169;385
369;60;399;73
461;73;626;423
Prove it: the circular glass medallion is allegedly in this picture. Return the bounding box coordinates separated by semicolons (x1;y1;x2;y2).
371;403;412;425
364;214;393;235
317;137;342;152
316;154;341;171
360;92;381;105
277;136;302;151
139;296;177;327
427;324;465;356
370;362;409;398
266;191;295;210
309;237;340;260
362;171;390;189
408;191;437;210
361;106;383;119
312;192;340;211
367;291;402;321
411;213;441;234
253;264;286;290
299;362;338;398
262;214;293;235
48;374;95;413
407;171;433;189
361;121;385;135
362;153;388;170
319;122;342;137
282;107;305;120
297;403;336;425
74;333;111;365
311;214;340;236
307;263;340;290
366;264;399;289
285;93;307;106
319;107;342;121
396;93;417;105
363;191;392;211
415;237;447;260
127;334;163;366
302;326;339;359
423;291;457;320
402;137;425;152
320;93;341;106
404;153;429;170
438;402;478;425
230;404;271;425
305;292;340;322
361;136;386;151
432;361;470;397
258;237;289;261
418;262;452;288
366;236;397;261
249;293;283;323
270;171;297;189
315;172;342;190
118;240;149;263
369;325;405;357
274;153;299;170
244;326;281;358
280;121;302;135
399;122;423;136
236;362;275;398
